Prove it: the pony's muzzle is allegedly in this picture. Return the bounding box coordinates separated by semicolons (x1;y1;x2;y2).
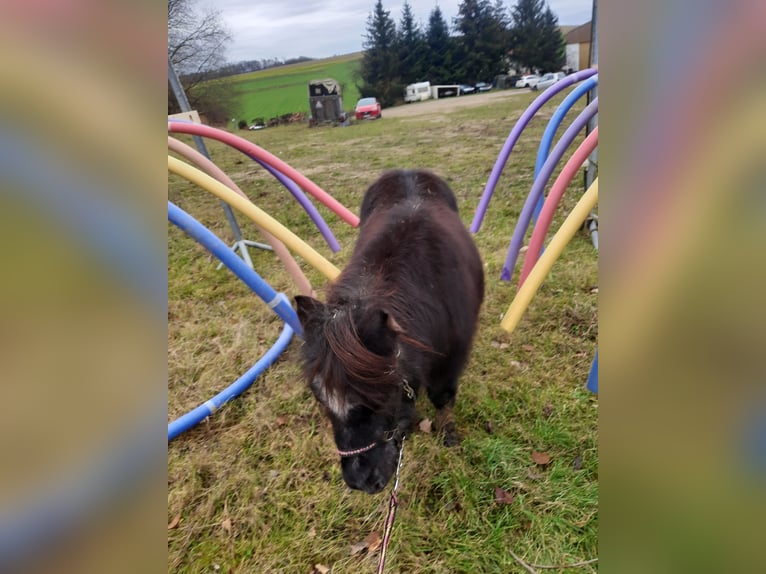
341;445;396;494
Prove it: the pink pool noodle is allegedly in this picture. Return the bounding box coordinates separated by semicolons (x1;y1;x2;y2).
168;121;360;227
518;127;599;287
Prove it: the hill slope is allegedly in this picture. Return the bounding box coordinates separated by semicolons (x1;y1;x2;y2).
226;53;363;122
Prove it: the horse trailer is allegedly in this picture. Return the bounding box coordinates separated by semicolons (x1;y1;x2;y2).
308;78;344;124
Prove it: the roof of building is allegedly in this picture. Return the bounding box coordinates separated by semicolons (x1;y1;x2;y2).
566;21;592;45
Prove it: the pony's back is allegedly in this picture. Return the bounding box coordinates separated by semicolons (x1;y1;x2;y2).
338;169;483;365
359;169;458;224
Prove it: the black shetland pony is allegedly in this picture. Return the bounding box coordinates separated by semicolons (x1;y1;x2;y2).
296;170;484;494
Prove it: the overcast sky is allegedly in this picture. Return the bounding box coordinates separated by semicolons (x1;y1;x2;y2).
210;0;593;63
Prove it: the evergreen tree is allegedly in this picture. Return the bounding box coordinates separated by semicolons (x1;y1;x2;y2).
358;0;401;106
508;0;564;73
424;6;455;84
537;6;565;72
453;0;510;83
508;0;542;73
398;1;427;83
491;0;513;75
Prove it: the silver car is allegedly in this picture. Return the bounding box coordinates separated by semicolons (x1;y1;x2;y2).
534;72;567;91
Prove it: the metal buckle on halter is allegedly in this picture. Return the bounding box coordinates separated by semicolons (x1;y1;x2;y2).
402;378;414;400
383;428;398;442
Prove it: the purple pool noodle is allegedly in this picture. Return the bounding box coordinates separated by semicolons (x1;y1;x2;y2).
500;98;599;281
470;68;598;233
250;156;341;253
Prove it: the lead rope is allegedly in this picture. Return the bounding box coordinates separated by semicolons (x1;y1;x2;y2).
376;435;405;574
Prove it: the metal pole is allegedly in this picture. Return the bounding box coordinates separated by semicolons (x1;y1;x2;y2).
168;58;264;269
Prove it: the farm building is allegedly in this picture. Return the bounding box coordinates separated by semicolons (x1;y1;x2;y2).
565;21;593;72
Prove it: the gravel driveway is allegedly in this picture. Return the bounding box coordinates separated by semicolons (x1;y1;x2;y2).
381;88;532;118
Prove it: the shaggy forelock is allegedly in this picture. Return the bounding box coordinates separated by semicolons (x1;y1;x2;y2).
304;308;399;413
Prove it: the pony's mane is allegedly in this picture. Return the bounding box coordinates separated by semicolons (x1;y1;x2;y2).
311;307;400;409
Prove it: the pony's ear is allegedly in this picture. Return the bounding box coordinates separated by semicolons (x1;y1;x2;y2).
357;308;401;356
294;296;326;332
386;313;404;334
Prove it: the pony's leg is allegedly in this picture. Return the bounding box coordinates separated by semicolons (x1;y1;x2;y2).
426;379;460;447
397;395;419;435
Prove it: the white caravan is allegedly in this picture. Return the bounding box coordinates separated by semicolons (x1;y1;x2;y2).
404;81;432;103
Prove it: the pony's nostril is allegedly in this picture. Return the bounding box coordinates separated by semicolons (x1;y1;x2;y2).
342;457;372;492
342;472;363;491
368;472;388;493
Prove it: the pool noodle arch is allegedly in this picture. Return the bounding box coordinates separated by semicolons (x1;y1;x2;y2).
532;75;599;222
167;201;298;440
587;351;598;393
258;159;341;252
529;82;599;394
167;120;341;252
500;178;598;333
168;120;360;228
168;155;341;280
168;201;302;333
500;98;598;281
519;127;599;286
469;67;598;233
168;136;314;296
168;322;293;440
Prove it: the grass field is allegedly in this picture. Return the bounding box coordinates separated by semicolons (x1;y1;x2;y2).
226;53;363;123
168;91;598;573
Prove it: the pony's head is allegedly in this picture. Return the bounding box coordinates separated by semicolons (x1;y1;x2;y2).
295;295;414;494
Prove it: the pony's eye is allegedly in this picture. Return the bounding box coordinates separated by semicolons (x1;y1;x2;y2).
309;376;322;398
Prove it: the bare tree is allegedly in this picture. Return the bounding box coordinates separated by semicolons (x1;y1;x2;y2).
168;0;233;120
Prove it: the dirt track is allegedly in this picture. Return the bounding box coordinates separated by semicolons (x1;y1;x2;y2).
381;88;533;118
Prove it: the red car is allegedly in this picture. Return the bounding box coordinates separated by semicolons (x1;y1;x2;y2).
355;97;382;120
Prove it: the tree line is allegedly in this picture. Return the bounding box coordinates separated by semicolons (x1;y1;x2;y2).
359;0;566;106
168;0;567;122
203;56;315;81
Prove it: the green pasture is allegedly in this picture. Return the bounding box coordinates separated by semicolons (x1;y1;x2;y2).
168;90;598;573
226;53;363;122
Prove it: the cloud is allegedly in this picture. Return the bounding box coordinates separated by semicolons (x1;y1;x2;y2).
214;0;593;62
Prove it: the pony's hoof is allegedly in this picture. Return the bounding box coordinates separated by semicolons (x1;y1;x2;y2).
442;425;461;447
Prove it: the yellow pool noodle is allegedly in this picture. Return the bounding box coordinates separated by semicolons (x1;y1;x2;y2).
168;155;340;281
501;178;599;333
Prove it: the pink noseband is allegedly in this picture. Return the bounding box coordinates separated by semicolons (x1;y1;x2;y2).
337;441;379;458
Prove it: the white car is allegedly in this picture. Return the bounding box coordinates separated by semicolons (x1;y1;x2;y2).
515;74;540;89
534;72;567;91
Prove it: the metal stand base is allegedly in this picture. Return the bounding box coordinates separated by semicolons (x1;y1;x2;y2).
216;240;273;271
